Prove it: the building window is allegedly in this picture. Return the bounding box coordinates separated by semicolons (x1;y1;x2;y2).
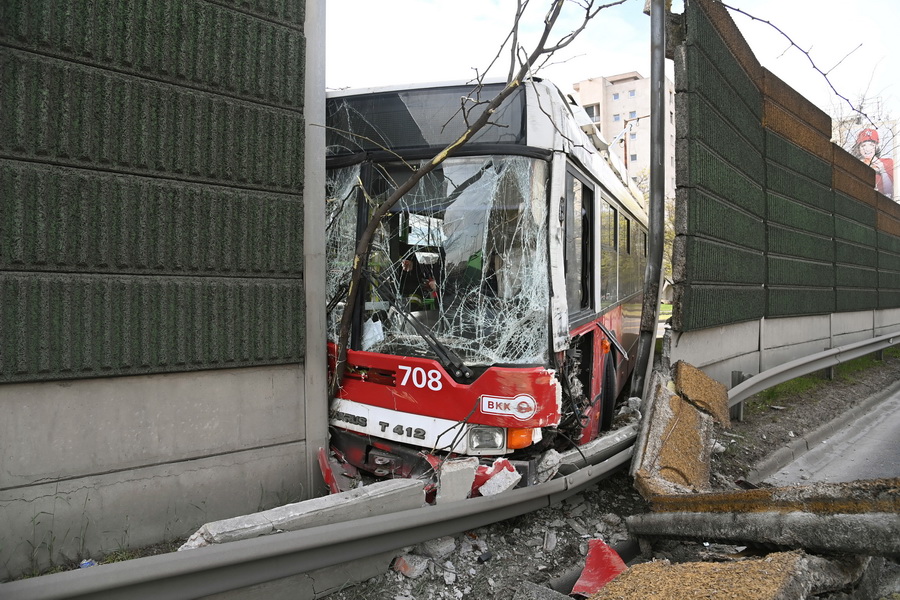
670;111;674;124
629;110;637;119
629;132;637;140
629;89;636;97
630;154;638;162
613;92;620;100
613;114;621;122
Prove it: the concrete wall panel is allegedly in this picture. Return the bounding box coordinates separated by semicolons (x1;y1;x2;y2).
1;441;307;579
762;314;830;350
1;365;304;489
666;320;760;366
831;311;875;337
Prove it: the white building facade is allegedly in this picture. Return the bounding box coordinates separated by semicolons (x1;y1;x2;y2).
573;72;676;200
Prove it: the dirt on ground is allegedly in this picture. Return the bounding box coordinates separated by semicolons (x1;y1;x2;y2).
325;350;900;600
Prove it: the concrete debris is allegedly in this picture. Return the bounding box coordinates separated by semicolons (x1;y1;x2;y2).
477;459;522;496
442;560;457;584
535;449;561;483
647;478;900;515
392;554;430;579
417;536;457;560
179;478;425;550
435;457;479;504
633;380;715;496
543;530;558;552
566;518;589;536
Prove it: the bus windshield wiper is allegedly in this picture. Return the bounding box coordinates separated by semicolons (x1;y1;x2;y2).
362;270;473;380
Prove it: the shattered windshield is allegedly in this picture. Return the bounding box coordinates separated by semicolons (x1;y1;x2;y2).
326;156;550;367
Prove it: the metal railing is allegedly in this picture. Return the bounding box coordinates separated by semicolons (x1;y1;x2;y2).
728;331;900;407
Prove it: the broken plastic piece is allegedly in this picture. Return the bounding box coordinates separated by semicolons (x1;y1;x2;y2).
570;539;627;596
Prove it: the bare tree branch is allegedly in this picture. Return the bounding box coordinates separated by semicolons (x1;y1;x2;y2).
719;1;878;128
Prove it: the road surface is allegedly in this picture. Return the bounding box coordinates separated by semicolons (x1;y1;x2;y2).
765;388;900;485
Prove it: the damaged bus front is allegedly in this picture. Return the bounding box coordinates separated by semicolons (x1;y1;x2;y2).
324;80;648;499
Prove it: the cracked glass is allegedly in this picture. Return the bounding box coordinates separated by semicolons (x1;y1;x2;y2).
326;156;550;367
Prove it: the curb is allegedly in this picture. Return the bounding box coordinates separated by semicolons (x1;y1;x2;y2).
746;377;900;484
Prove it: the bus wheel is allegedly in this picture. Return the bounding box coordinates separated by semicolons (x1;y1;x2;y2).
600;357;617;431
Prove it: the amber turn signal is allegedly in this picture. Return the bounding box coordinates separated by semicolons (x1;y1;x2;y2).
506;427;533;449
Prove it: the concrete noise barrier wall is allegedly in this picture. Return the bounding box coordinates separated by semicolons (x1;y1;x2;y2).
672;0;900;333
1;0;307;383
0;0;327;581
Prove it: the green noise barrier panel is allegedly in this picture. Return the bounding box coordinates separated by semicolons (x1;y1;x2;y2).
673;0;900;331
0;1;307;382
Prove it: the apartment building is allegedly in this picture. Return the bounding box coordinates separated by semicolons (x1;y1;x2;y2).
573;72;676;199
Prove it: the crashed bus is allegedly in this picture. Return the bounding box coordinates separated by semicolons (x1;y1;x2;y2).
324;79;648;498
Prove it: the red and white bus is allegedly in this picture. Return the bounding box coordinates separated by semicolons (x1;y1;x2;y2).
324;79;648;495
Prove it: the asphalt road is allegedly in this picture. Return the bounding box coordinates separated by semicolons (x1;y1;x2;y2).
765;387;900;485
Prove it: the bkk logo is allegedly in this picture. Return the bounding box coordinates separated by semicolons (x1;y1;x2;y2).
480;394;537;420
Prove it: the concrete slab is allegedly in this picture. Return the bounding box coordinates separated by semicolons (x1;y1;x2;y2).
587;551;869;600
180;479;425;549
632;365;717;498
627;511;900;558
673;361;730;426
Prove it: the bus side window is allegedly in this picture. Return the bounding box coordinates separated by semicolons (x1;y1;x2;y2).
619;213;632;296
565;172;593;316
600;200;618;308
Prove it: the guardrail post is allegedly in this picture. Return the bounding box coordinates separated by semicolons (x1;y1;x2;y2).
730;371;745;422
824;347;835;380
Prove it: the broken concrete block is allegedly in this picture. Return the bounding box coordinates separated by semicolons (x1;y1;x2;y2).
178;530;210;551
180;512;275;550
587;550;872;599
478;465;522;496
435;457;478;504
417;536;457;560
262;478;425;531
392;554;430;579
673;360;730;427
535;449;561;483
442;560;457;585
631;365;719;499
180;478;425;550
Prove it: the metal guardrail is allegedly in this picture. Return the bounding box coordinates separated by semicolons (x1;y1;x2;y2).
728;331;900;407
2;447;634;600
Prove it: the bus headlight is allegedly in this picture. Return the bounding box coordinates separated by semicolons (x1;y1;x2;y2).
468;426;505;451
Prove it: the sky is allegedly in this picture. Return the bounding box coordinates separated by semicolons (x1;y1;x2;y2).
325;0;898;122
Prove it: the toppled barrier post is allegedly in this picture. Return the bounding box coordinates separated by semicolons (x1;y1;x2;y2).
631;360;730;497
627;478;900;558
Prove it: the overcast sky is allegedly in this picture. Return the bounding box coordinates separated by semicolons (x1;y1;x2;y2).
325;0;898;121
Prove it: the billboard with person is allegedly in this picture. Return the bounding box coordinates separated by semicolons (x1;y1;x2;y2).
847;123;897;200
